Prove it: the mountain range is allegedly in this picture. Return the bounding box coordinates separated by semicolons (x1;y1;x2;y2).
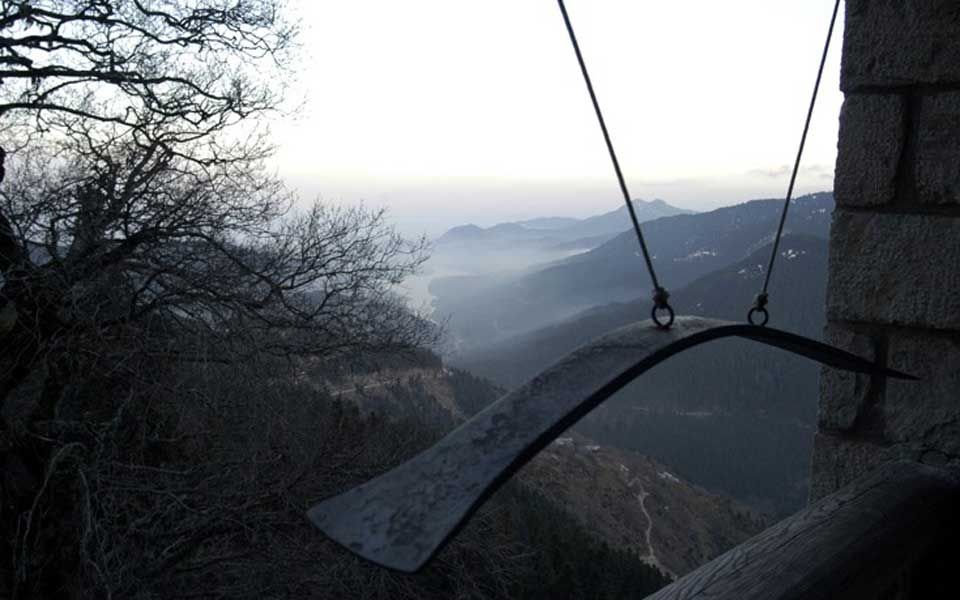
419;199;694;295
425;192;835;516
431;192;833;352
454;233;827;394
436;198;693;249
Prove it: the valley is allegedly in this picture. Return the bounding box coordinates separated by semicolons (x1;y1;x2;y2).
292;191;836;588
325;360;765;578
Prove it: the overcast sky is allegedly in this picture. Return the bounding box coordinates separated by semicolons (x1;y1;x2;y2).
269;1;845;236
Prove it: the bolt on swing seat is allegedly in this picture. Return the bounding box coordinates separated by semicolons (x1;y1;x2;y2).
308;0;913;574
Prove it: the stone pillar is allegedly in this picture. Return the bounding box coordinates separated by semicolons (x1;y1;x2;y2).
810;0;960;501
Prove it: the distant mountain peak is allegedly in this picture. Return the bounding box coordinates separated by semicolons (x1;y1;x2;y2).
435;198;692;247
488;222;527;233
447;224;482;234
435;224;485;242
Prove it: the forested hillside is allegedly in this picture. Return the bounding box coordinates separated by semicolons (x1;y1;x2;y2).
332;358;765;578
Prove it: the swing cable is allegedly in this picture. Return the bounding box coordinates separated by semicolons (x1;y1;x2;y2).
749;0;842;327
557;0;674;329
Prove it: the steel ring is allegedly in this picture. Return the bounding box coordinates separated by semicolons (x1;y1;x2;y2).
651;303;675;329
748;306;769;327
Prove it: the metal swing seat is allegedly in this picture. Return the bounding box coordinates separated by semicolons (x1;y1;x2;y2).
308;317;913;572
307;0;914;574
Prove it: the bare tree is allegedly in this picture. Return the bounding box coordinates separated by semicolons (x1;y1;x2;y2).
0;0;435;408
1;134;432;408
0;0;300;402
0;3;436;597
0;0;294;139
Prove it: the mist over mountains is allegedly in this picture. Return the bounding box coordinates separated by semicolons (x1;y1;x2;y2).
430;192;833;352
455;234;828;402
419;191;834;516
418;199;692;292
436;198;692;248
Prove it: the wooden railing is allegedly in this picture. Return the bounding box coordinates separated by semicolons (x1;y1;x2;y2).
647;461;960;600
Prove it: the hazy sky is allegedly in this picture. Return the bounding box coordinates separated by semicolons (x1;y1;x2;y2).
270;1;845;236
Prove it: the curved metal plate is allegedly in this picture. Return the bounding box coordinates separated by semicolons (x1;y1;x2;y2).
307;317;915;572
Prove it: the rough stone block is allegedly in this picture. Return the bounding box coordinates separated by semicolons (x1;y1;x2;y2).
834;94;905;207
826;211;960;330
884;331;960;455
808;433;923;502
842;0;960;90
913;92;960;206
818;324;878;431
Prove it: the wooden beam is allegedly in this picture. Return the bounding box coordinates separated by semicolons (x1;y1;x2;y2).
647;460;960;600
